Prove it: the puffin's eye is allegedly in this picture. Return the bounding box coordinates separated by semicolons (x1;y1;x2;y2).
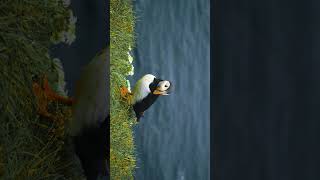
165;85;168;87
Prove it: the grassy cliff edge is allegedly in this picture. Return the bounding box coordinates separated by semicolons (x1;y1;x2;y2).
110;0;137;179
0;0;82;179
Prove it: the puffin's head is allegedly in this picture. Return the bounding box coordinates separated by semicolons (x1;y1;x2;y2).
144;74;172;96
151;79;171;96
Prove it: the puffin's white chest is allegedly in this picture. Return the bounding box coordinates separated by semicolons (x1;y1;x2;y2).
132;74;155;104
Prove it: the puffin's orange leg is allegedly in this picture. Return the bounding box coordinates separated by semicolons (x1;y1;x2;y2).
33;75;74;120
120;87;130;98
33;80;55;120
42;75;74;105
120;86;133;104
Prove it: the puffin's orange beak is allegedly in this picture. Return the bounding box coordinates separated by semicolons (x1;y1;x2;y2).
153;88;169;95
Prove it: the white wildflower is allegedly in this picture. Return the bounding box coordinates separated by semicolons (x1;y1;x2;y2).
50;11;77;45
65;11;77;44
52;58;68;96
69;11;77;25
127;64;134;76
127;51;133;64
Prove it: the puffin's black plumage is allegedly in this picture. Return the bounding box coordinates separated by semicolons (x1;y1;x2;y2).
74;115;109;180
133;93;159;120
133;77;161;120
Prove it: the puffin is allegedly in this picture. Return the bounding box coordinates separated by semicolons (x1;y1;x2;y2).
122;74;172;121
32;48;109;180
69;47;109;180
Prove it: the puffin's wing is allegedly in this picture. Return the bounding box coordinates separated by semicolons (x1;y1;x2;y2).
69;47;109;136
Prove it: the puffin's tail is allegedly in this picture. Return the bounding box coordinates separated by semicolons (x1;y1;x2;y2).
74;115;109;180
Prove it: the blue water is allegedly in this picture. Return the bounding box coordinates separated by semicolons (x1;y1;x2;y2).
129;0;210;179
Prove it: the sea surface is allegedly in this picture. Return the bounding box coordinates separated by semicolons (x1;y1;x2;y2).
129;0;210;179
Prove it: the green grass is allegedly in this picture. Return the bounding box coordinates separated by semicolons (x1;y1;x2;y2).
110;0;137;179
0;0;83;179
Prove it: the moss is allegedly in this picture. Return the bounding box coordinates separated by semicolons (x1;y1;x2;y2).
110;0;137;179
0;0;83;179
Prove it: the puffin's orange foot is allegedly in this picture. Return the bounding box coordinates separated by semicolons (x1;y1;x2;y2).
33;74;74;121
120;87;130;98
120;86;133;104
41;75;74;106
